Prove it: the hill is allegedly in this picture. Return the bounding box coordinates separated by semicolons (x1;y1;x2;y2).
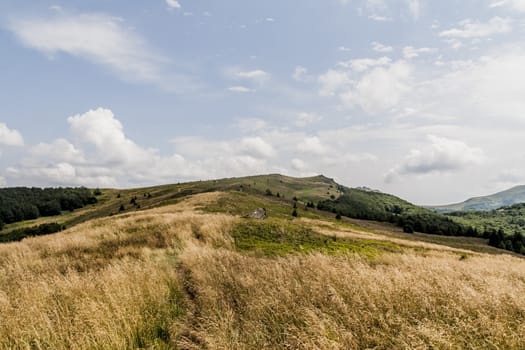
1;188;524;349
429;185;525;213
0;174;472;244
0;174;339;236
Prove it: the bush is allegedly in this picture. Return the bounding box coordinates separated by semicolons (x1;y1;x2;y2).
403;224;414;233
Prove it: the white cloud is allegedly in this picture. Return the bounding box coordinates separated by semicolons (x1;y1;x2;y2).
0;123;24;146
30;138;84;163
291;158;306;171
67;108;154;166
385;135;485;182
439;17;512;39
490;0;525;12
372;41;393;53
228;86;254;93
236;69;270;83
292;66;309;82
234;118;267;132
166;0;181;9
403;46;437;59
338;56;392;72
368;14;392;22
366;0;387;10
318;69;351;96
0;176;6;187
8;13;167;86
338;46;352;52
240;137;275;158
339;60;412;114
406;0;421;19
295;112;323;127
297;136;329;155
407;49;525;125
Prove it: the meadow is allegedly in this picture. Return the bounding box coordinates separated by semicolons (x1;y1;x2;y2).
1;191;525;349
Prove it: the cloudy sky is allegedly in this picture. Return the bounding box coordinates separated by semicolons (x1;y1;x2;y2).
0;0;524;205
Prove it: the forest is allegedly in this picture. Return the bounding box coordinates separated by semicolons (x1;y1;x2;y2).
0;187;97;229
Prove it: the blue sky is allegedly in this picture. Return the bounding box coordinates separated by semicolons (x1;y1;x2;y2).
1;0;525;204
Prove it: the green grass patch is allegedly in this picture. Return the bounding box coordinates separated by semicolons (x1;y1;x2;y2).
230;218;401;258
202;191;321;220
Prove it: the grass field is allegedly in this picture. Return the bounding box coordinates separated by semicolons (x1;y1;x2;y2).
1;191;524;349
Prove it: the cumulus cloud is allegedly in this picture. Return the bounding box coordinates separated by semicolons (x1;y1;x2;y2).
68;108;154;166
166;0;181;9
439;17;512;39
408;49;525;125
339;61;412;114
403;46;437;59
291;158;306;171
318;69;351;96
297;136;329;155
371;41;393;53
292;66;309;82
240;137;275;158
338;56;391;72
319;57;412;114
8;13;168;86
385;135;485;182
30;138;84;163
234;118;267;132
490;0;525;12
294;112;323;127
0;123;24;146
406;0;421;19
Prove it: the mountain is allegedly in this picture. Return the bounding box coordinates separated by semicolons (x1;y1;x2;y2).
0;174;466;242
429;185;525;213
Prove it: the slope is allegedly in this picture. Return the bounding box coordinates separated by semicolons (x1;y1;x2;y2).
1;191;524;349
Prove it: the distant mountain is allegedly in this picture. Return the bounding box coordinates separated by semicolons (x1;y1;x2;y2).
429;185;525;213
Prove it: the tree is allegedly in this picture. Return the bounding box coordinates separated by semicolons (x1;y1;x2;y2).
292;209;298;217
265;189;273;196
119;204;125;212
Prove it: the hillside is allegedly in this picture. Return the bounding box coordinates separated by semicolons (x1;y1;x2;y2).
1;189;524;349
1;174;472;245
0;174;338;236
429;185;525;213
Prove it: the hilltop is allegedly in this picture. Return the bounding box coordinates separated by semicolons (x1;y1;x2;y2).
429;185;525;213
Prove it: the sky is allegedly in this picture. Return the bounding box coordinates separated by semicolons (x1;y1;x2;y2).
0;0;524;205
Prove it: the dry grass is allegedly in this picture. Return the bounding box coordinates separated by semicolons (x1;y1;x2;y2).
1;192;525;349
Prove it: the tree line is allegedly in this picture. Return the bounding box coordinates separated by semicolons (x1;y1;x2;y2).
0;223;64;243
0;187;97;229
317;189;467;234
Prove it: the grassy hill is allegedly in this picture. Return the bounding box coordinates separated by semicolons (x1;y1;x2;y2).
1;174;473;244
0;174;338;236
429;185;525;212
1;189;524;349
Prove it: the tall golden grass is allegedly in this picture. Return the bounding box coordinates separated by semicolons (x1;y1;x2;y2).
1;192;525;349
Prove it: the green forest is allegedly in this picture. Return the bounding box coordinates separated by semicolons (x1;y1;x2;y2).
316;188;471;236
0;187;97;229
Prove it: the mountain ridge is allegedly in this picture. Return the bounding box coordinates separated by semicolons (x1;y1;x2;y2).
428;185;525;213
